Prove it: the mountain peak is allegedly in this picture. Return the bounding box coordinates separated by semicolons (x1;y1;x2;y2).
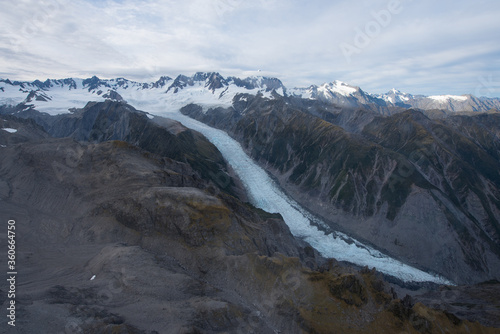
152;76;172;89
321;80;359;96
2;73;500;114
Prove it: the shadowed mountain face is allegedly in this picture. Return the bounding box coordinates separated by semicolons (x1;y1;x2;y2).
7;100;246;199
181;94;500;285
2;102;498;333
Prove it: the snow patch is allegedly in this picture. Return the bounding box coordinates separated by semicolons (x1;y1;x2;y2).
400;95;410;102
290;80;358;100
2;128;17;133
321;81;358;97
428;95;468;102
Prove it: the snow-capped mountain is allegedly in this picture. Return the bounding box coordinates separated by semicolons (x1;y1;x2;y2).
291;81;500;114
289;81;401;115
0;73;286;115
375;88;416;106
289;80;360;99
375;89;500;112
1;73;500;115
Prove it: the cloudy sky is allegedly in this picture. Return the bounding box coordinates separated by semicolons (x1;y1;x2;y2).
0;0;499;97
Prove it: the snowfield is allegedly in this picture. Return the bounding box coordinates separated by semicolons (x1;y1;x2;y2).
428;95;468;102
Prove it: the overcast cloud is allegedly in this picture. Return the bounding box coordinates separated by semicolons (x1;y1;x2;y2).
0;0;499;96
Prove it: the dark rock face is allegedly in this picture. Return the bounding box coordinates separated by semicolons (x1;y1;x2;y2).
0;114;49;145
181;95;500;285
151;75;172;89
228;76;286;92
24;90;51;102
416;280;500;329
102;90;124;101
205;72;228;92
1;111;496;333
82;75;111;91
17;100;242;198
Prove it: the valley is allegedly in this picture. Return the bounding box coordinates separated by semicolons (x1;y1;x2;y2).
1;73;500;332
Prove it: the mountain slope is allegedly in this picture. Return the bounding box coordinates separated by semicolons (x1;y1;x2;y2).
181;94;500;285
4;100;248;198
3;112;495;333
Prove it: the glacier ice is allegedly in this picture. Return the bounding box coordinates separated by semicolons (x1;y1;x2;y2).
153;107;453;285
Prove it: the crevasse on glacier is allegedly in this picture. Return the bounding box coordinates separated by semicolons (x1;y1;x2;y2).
158;109;453;285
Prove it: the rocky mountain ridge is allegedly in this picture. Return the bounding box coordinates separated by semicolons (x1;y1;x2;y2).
290;82;500;114
2;73;500;115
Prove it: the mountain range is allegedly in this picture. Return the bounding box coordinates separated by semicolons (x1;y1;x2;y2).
1;72;500;332
1;72;500;116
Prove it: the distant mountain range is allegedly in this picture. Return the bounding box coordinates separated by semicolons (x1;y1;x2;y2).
1;72;500;115
290;82;500;114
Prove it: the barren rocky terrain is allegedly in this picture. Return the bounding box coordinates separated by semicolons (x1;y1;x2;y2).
1;103;499;333
182;94;500;285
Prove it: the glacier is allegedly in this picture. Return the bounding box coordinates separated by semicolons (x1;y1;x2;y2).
150;107;454;285
0;74;456;284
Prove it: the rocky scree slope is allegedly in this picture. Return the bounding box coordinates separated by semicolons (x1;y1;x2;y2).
3;108;498;332
181;94;500;285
